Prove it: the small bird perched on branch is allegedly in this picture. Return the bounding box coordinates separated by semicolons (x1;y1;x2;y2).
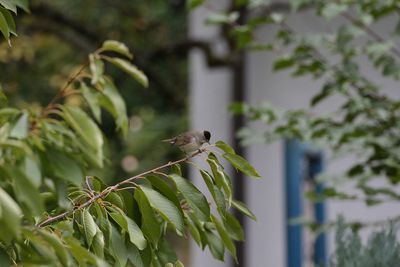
163;130;211;154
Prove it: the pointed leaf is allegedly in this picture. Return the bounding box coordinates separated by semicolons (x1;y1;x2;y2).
89;54;104;85
92;226;105;258
101;40;133;59
232;199;256;221
211;215;236;261
224;212;244;241
98;78;128;135
106;57;148;87
9;111;28;139
39;229;72;267
82;209;97;247
62;105;103;152
215;141;235;154
0;7;15;35
205;230;225;261
138;186;184;234
134;189;161;246
146;175;181;209
81;82;101;122
109;207;147;250
0;11;9;40
109;224;128;267
0;187;21;240
223;153;261;178
168;174;210;222
47;149;83;186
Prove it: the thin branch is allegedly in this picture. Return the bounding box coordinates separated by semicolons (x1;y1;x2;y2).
341;11;400;60
41;63;88;117
36;148;208;228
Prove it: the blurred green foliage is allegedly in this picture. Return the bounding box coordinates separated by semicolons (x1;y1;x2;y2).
0;0;188;182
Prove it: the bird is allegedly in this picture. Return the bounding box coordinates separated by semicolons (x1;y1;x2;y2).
163;130;211;154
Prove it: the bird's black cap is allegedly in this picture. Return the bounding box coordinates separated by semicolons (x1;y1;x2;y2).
203;130;211;141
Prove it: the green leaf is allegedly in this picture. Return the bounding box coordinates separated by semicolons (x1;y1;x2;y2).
89;53;104;85
9;167;44;216
138;186;184;235
232;199;256;221
127;242;145;267
168;174;210;222
171;164;182;176
0;139;32;155
101;40;133;59
207;159;232;207
156;238;177;266
224;212;244;241
273;56;295;71
205;230;225;261
39;229;72;267
0;7;15;35
134;189;161;246
9;111;28;139
223;153;261;178
98;78;128;135
175;260;184;267
186;0;204;10
82;209;97;247
0;8;9;40
0;0;16;13
185;214;202;247
105;192;125;210
146;175;181;209
109;207;147;250
22;156;41;187
0;187;22;241
105;57;148;87
64;236;105;267
109;224;128;267
92;227;105;258
0;247;11;266
47;149;83;186
62;105;103;154
138;186;184;234
211;215;237;261
215;141;235;154
80;82;101;122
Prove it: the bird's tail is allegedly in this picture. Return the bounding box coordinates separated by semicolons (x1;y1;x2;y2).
161;138;174;144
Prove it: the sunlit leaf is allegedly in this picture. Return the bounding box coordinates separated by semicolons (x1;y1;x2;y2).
223;153;261;178
9;111;28;139
232;199;256;221
105;57;148;87
101;40;133;59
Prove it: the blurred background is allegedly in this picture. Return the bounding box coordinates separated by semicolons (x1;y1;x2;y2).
2;0;400;267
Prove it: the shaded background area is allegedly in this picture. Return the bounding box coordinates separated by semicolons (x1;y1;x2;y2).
0;0;188;182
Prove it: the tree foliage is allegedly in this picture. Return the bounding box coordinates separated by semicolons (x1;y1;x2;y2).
207;0;400;215
192;0;400;260
0;2;260;266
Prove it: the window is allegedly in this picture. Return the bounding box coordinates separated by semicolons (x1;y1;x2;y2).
285;140;326;267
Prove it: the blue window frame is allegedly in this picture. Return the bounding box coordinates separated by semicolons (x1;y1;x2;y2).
285;140;326;267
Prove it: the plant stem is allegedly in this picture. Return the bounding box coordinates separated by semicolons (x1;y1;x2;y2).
36;148;207;228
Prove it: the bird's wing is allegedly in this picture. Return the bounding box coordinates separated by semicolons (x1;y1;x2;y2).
174;134;194;146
